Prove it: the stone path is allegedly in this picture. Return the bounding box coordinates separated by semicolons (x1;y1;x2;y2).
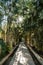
9;42;35;65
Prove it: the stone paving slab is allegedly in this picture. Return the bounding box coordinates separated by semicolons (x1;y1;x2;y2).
9;42;35;65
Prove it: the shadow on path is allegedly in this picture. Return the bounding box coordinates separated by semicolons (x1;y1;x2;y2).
9;42;35;65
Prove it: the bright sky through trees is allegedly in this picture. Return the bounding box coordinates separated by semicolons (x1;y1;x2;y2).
17;16;24;23
1;15;7;29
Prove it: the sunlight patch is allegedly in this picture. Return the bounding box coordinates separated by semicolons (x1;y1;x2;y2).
22;46;27;49
19;56;28;65
13;51;28;65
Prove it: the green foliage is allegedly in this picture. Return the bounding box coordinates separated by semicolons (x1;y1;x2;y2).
21;0;43;52
7;42;13;53
0;39;7;60
0;0;43;55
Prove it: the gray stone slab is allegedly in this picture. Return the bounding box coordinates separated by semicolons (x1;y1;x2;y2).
9;42;35;65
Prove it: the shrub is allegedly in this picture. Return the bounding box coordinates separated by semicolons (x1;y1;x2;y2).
0;39;7;60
